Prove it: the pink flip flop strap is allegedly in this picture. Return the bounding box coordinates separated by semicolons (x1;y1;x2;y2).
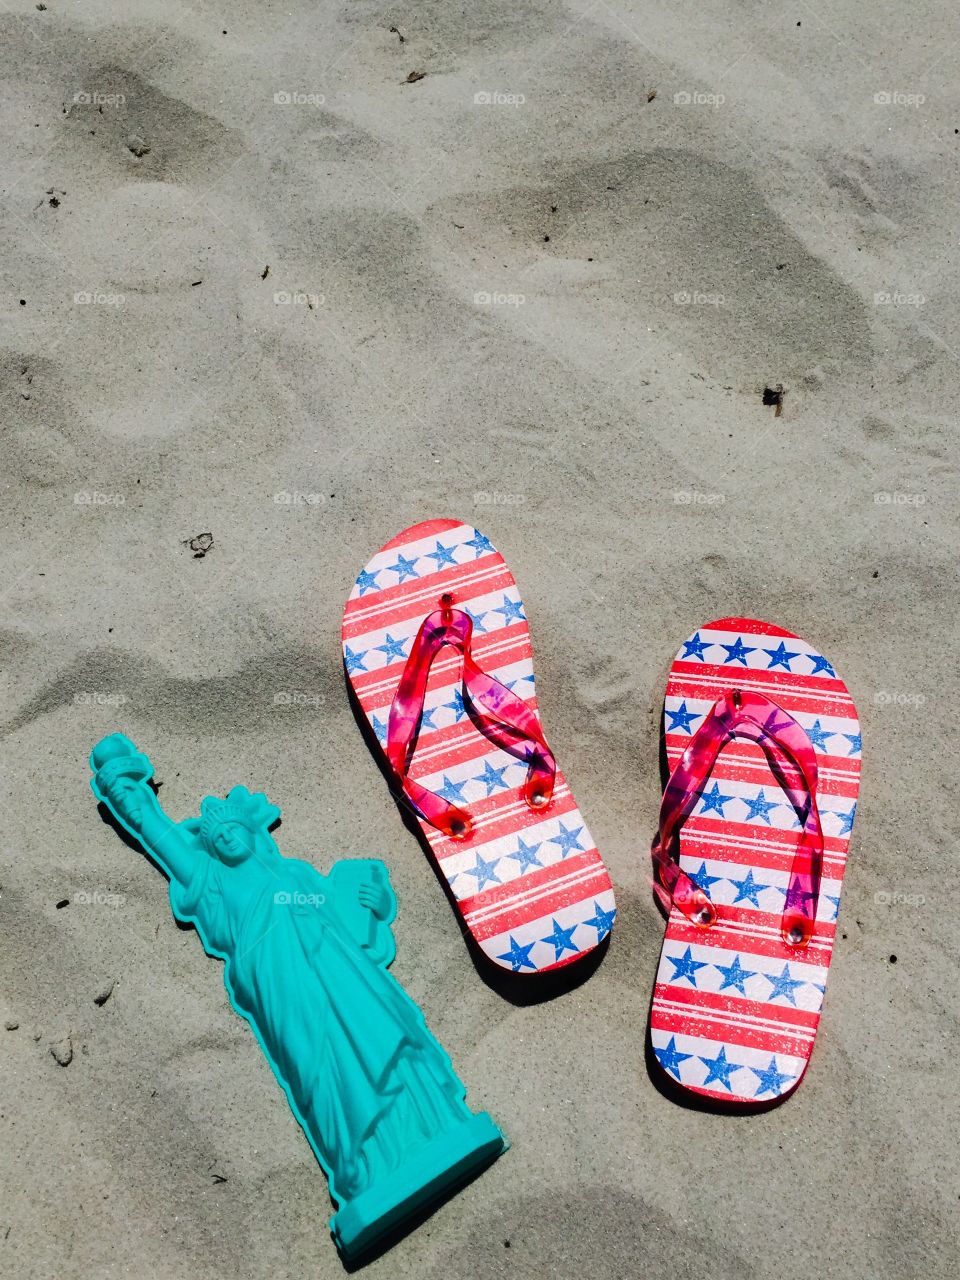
386;593;556;839
654;687;824;947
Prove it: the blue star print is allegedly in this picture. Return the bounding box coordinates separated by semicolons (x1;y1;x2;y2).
666;701;699;734
465;531;495;558
714;954;756;995
344;645;368;675
583;900;617;938
667;945;707;987
497;935;536;971
418;707;437;732
462;852;502;891
355;567;380;595
808;653;836;677
655;1035;693;1081
824;893;841;921
804;718;833;752
842;732;862;756
680;631;711;661
742;788;779;824
385;553;419;583
476;760;509;796
549;821;585;858
425;541;457;570
698;1045;739;1091
465;606;488;635
436;775;468;804
783;876;816;915
720;636;756;666
831;804;856;836
750;1056;796;1097
763;641;800;671
729;868;764;908
540;918;580;961
375;633;408;662
505;836;543;874
699;782;734;817
493;597;525;626
444;689;469;722
370;713;388;744
689;861;722;895
764;963;805;1005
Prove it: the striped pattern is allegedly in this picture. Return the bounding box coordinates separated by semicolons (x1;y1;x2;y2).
343;519;615;974
650;617;860;1104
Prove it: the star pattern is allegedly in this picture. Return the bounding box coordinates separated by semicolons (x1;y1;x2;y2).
763;641;800;671
699;782;734;817
465;606;488;634
425;540;457;569
370;713;388;743
385;552;420;582
666;700;699;734
436;775;467;804
355;567;380;595
476;759;510;796
540;917;580;961
750;1056;796;1097
497;935;536;971
714;954;756;995
680;631;711;661
698;1045;739;1091
461;851;503;891
444;688;469;722
689;860;722;895
655;1035;693;1080
667;945;707;986
504;836;543;874
742;788;779;824
344;645;368;675
549;821;585;858
465;531;495;558
783;875;816;916
493;597;526;626
764;962;805;1005
583;900;616;937
805;718;834;752
728;868;764;907
843;732;862;756
720;636;756;666
808;653;836;677
374;633;408;662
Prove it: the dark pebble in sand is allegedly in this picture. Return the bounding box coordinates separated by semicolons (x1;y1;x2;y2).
4;1020;18;1031
50;1037;73;1067
94;980;116;1007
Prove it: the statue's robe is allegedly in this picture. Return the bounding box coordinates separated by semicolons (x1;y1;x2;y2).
167;850;459;1201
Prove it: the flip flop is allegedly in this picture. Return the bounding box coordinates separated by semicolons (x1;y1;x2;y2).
342;518;616;974
649;617;860;1104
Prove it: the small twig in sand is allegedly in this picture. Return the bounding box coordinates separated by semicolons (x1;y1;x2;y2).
404;70;426;83
390;26;405;43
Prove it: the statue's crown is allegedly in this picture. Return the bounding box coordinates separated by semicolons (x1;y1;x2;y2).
199;786;280;844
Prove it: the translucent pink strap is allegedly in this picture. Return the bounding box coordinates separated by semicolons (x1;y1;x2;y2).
654;688;823;947
386;593;556;840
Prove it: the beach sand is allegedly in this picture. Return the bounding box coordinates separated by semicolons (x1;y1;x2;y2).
1;2;958;1276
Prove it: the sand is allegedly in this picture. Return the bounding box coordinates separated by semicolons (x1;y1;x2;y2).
1;1;958;1276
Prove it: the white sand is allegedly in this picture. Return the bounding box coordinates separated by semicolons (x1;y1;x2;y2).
1;2;957;1276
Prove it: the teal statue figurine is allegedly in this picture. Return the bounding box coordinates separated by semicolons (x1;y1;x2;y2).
89;733;506;1260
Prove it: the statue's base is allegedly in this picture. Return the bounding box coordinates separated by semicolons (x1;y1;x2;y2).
330;1111;506;1259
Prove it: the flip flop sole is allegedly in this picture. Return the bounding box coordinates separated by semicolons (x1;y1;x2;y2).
650;617;860;1104
343;519;616;974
